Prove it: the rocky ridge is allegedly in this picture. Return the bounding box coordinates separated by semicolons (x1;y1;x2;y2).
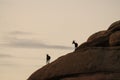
28;20;120;80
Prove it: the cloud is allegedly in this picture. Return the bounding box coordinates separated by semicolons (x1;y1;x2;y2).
1;31;73;50
10;31;32;35
2;38;73;50
0;63;14;66
0;53;12;58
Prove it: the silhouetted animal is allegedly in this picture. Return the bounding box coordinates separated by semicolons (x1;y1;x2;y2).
72;40;78;49
46;54;51;64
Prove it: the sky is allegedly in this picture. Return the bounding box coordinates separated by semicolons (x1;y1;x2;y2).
0;0;120;80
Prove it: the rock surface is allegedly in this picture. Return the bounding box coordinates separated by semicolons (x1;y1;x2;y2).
87;31;106;42
109;31;120;46
28;20;120;80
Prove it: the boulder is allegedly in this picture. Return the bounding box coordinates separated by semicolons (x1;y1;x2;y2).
28;47;120;80
76;20;120;48
87;31;106;42
108;20;120;31
109;31;120;46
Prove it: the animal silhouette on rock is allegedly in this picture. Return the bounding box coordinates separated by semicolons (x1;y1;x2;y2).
72;40;78;49
46;54;51;64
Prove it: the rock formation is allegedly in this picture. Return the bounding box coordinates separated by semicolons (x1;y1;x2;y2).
28;20;120;80
87;31;106;42
109;31;120;46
